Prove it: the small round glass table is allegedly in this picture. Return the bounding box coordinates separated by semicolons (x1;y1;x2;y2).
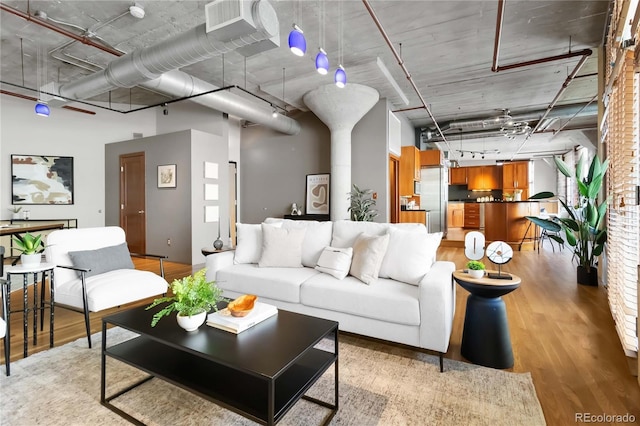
453;269;521;369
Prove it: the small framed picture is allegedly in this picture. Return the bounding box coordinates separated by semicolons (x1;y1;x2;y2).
158;164;177;188
306;173;330;215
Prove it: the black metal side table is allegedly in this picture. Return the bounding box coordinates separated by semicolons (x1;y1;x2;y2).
453;270;521;369
4;262;56;360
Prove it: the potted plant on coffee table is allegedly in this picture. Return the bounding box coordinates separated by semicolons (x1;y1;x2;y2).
146;269;223;331
12;232;44;267
526;155;608;286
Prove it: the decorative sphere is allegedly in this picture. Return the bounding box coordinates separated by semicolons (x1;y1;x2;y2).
213;239;223;250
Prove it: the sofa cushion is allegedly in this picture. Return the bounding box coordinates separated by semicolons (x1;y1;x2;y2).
216;264;321;303
68;242;134;278
234;223;262;264
281;220;333;267
300;274;420;326
55;269;168;312
379;229;443;285
331;220;389;248
258;224;306;268
349;233;389;284
315;246;353;280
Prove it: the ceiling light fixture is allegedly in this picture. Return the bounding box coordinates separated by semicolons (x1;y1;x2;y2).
288;24;306;56
129;3;145;19
334;1;346;87
316;48;329;74
272;107;278;118
316;0;329;75
35;102;50;116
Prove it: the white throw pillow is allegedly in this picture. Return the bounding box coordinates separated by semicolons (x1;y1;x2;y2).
349;233;390;284
234;223;263;264
258;224;307;268
379;228;443;285
315;246;353;280
282;220;333;267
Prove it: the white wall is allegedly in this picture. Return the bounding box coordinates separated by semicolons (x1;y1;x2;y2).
532;158;558;195
155;101;225;136
0;96;156;226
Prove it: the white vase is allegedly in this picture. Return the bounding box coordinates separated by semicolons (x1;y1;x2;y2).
176;311;207;332
468;269;484;279
21;253;42;268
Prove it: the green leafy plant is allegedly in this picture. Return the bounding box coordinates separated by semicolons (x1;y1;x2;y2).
526;155;608;273
12;232;44;255
466;260;486;270
146;269;222;327
348;184;378;221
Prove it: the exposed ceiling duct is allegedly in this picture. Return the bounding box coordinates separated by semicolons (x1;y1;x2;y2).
59;0;278;100
9;0;300;134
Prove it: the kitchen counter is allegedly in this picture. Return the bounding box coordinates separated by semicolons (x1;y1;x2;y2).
484;201;557;243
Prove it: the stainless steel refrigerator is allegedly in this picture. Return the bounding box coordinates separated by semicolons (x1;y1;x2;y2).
419;166;448;235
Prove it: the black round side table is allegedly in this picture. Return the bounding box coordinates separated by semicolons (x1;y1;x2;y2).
453;270;521;369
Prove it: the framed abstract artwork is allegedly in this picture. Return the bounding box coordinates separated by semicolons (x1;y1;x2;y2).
11;154;74;205
157;164;177;188
306;173;330;215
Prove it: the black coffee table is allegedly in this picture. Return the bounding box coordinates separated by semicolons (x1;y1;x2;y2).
101;305;339;425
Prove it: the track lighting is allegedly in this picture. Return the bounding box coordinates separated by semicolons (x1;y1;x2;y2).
129;3;145;19
315;48;329;75
288;24;306;56
272;108;278;118
472;154;476;159
461;152;464;158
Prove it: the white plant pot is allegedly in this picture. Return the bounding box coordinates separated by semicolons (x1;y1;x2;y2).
468;269;485;279
176;311;207;332
21;253;42;268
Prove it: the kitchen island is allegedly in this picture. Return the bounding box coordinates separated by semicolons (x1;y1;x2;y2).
484;201;557;244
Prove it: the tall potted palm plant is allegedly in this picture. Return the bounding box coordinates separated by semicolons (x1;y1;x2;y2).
526;154;608;286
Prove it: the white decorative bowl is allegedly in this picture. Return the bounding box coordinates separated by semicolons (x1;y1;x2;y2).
176;311;206;332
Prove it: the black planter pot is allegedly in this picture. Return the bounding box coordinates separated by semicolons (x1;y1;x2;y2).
577;265;598;286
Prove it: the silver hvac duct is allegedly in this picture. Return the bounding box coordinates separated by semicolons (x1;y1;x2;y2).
141;71;300;135
59;0;277;99
56;0;299;135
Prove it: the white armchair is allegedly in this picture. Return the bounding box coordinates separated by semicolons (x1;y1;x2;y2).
45;226;168;348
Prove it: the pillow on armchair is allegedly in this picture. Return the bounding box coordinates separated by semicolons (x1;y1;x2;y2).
68;242;134;278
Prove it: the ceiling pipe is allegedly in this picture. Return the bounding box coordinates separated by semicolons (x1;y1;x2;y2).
550;94;598;138
511;53;591;160
0;3;123;57
361;0;453;156
490;0;592;73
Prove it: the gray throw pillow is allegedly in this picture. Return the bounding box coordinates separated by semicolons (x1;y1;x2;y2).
68;243;134;278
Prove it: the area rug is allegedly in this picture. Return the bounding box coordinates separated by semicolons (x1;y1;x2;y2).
0;328;545;425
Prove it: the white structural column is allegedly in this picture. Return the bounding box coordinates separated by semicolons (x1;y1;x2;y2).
303;84;379;220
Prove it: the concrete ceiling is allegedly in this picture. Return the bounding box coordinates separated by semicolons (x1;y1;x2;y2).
0;0;610;163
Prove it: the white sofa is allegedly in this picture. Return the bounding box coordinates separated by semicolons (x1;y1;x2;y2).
206;219;455;371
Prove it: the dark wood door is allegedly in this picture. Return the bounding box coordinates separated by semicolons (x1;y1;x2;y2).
119;152;146;253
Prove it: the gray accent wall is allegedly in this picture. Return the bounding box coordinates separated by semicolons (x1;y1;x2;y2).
240;112;330;223
105;129;227;264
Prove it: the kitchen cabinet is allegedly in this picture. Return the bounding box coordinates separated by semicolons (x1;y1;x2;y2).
447;203;465;228
420;150;443;167
464;203;480;229
449;167;468;185
400;146;421;199
467;166;501;190
503;161;530;199
400;210;428;228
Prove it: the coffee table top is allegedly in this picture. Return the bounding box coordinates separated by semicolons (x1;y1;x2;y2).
103;304;338;379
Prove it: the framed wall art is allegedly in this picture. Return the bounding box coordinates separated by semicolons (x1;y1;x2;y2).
11;154;74;205
157;164;177;188
305;173;330;215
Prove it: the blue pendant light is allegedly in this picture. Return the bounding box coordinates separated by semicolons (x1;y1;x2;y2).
35;102;50;117
315;48;329;75
288;24;306;57
335;65;347;88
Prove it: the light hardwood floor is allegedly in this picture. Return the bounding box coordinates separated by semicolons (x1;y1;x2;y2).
2;248;639;425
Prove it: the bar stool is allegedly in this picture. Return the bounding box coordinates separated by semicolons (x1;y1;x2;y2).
4;262;55;361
